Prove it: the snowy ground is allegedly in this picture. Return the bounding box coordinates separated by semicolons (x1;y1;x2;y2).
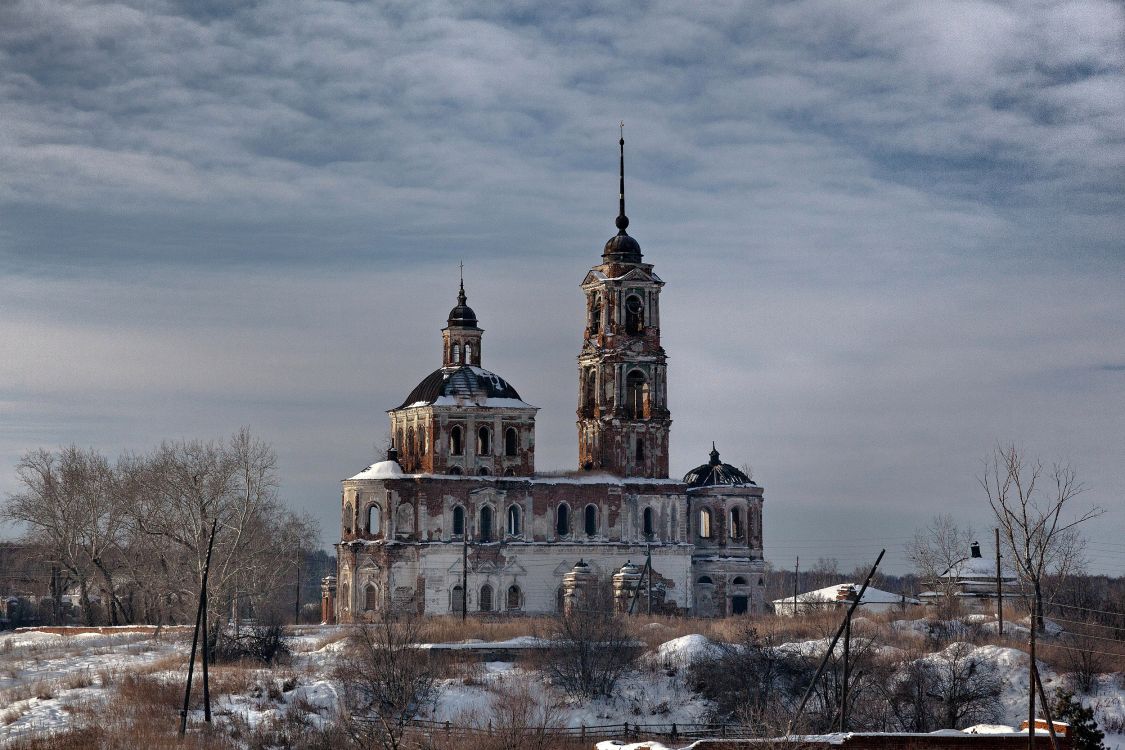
0;621;1122;748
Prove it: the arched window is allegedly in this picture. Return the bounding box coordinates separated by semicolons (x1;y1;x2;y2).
584;504;598;537
507;505;521;536
625;370;648;419
367;505;381;535
478;466;490;476
406;427;414;455
364;583;379;611
477;426;491;456
732;576;747;585
450;426;463;456
343;503;353;534
452;343;461;363
420;426;427;455
625;294;644;334
556;504;570;537
642;507;654;538
451;585;464;613
340;582;350;611
729;507;744;539
699;508;713;539
507;585;521;610
449;466;462;475
479;506;493;542
586;370;598;415
504;427;518;457
465;343;473;364
503;468;517;476
480;584;493;612
590;297;601;335
697;576;713;585
395;503;414;538
452;506;465;536
635;436;645;462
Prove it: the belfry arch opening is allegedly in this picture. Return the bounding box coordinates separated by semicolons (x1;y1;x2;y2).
624;294;644;335
625;370;649;419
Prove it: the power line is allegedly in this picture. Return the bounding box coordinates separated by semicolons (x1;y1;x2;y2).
1039;614;1125;632
1046;601;1125;619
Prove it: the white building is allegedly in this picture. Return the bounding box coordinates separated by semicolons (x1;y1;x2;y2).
918;541;1020;613
773;583;921;616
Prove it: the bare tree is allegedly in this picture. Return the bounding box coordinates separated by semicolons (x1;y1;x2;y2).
334;614;437;750
981;443;1102;632
905;514;974;618
887;642;1002;731
133;428;318;627
3;446;129;625
544;583;640;698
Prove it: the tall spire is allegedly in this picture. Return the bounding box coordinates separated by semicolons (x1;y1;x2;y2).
616;121;629;234
457;259;466;306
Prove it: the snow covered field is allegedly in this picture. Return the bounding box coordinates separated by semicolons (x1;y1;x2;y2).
0;621;1121;748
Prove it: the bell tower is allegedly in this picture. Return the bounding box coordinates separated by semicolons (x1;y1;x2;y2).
577;128;671;478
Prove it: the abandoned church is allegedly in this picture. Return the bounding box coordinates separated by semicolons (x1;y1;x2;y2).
328;137;767;621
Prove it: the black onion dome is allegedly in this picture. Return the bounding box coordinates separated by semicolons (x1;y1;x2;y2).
602;229;643;263
446;283;478;328
683;444;755;487
396;365;526;409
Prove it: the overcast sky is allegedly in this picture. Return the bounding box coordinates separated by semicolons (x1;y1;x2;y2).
2;0;1123;575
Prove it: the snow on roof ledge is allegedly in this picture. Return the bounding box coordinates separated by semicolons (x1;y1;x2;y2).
348;461;404;480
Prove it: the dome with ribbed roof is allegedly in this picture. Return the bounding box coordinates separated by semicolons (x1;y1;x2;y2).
683;444;755;487
396;365;533;410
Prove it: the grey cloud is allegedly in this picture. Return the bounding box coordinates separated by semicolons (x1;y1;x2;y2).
1;0;1123;573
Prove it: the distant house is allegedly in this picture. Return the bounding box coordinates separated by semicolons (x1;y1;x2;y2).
772;583;921;616
917;541;1020;613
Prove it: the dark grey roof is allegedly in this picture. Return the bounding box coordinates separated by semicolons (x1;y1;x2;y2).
683;444;755;488
446;283;478;328
603;230;642;263
396;365;528;409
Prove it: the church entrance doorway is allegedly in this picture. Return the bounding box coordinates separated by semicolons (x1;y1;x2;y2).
731;596;748;615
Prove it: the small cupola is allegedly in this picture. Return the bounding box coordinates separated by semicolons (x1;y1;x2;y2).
442;273;483;367
446;279;478;329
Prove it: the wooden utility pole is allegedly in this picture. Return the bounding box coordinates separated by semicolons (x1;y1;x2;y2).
841;610;851;730
179;517;218;735
1028;625;1036;750
461;531;468;622
1033;663;1061;750
646;543;652;615
294;546;302;626
995;527;1003;637
793;556;799;616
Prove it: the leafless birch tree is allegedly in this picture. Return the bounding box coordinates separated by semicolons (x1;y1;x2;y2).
905;514;974;618
980;443;1101;631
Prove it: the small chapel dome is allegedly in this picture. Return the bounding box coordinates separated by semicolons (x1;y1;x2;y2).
446;280;478;328
683;444;755;487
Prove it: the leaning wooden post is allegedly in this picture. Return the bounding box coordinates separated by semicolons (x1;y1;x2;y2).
787;549;885;735
1033;663;1061;750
